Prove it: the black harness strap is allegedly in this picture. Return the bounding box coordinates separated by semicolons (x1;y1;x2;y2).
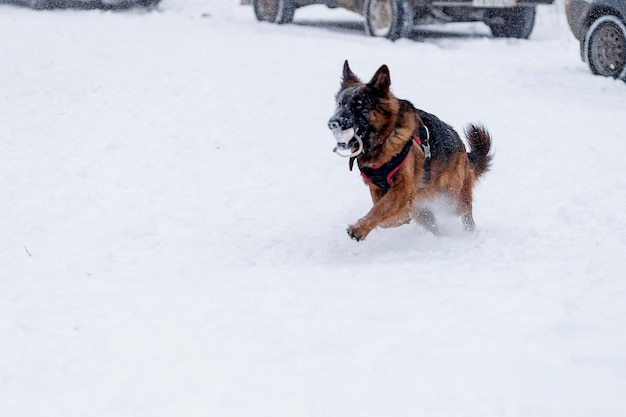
355;113;432;190
415;113;431;182
358;137;414;191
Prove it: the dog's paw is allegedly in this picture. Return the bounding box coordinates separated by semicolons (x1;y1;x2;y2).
347;224;367;241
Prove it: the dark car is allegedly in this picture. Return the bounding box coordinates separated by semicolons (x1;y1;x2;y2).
246;0;554;40
566;0;626;80
1;0;159;9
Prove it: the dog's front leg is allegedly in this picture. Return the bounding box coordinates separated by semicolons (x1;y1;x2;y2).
347;185;412;241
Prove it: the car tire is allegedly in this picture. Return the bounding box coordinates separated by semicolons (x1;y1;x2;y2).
364;0;413;41
29;0;52;9
583;15;626;81
253;0;296;24
487;6;536;39
139;0;161;7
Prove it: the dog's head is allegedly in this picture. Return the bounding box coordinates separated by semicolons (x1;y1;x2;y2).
328;60;399;156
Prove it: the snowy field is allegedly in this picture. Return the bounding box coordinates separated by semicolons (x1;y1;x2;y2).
1;0;626;415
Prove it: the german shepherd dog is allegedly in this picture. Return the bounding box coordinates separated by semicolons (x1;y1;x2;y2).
328;61;493;241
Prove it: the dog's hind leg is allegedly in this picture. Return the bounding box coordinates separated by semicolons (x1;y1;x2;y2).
456;178;476;232
414;207;439;235
461;213;475;232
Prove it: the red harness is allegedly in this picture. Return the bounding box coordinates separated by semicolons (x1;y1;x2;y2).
355;114;431;190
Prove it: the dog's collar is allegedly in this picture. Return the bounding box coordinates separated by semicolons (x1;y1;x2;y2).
350;114;432;190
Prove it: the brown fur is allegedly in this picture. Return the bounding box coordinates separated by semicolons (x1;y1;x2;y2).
330;61;493;241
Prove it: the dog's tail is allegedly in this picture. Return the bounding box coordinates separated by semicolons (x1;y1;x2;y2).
465;124;493;178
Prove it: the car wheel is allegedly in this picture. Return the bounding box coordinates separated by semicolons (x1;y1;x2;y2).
364;0;413;41
584;15;626;80
139;0;161;7
487;6;536;39
29;0;51;9
253;0;295;24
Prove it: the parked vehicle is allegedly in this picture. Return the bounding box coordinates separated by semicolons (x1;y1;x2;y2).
245;0;554;40
0;0;159;9
566;0;626;81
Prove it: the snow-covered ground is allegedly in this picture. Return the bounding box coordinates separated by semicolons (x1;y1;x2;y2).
1;0;626;416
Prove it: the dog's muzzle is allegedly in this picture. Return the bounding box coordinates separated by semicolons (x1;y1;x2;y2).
330;127;364;158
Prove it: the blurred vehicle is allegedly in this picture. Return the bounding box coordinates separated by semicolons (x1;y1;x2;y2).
0;0;159;9
243;0;554;40
566;0;626;81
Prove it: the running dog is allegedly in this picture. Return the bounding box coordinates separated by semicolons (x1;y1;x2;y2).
328;61;493;241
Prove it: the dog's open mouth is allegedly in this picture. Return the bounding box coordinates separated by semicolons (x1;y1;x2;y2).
332;128;364;158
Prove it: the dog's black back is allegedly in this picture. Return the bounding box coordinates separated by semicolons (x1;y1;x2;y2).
411;104;466;162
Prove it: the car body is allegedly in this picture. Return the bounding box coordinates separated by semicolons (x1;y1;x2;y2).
246;0;554;40
565;0;626;80
0;0;159;9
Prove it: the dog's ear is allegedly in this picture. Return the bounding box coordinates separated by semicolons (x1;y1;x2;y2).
340;60;362;90
367;64;391;95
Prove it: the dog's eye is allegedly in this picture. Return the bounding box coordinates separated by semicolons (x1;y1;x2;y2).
355;98;364;108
